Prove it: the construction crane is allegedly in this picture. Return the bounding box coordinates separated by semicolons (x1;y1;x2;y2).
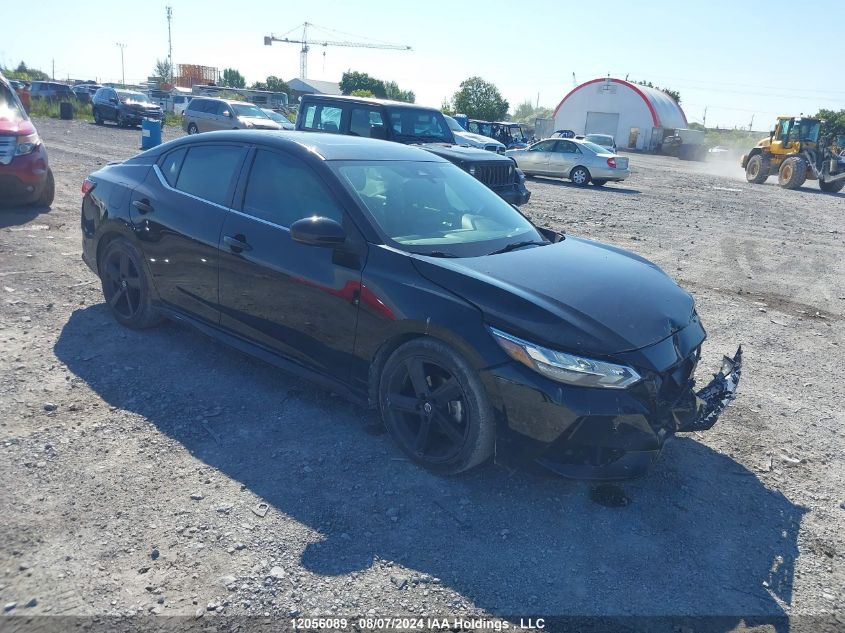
263;22;411;79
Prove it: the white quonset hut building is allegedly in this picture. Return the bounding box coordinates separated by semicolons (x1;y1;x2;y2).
553;78;689;151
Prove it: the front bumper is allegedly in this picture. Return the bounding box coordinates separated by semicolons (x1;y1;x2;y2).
482;346;742;479
494;182;531;206
123;110;163;123
0;144;49;205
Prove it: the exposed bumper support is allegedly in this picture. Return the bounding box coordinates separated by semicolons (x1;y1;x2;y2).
676;346;742;432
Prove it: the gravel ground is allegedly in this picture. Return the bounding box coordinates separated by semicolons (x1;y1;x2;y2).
1;119;843;628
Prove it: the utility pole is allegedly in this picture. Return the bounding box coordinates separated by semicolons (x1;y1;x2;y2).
703;106;708;128
749;113;755;132
116;43;126;86
166;6;173;82
52;59;55;80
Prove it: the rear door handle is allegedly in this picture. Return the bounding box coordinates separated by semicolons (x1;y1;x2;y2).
223;234;252;253
132;199;154;214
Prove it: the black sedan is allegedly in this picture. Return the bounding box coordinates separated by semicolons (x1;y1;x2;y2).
80;131;742;478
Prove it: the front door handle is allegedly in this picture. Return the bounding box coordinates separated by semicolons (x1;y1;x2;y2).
223;234;252;253
132;199;154;214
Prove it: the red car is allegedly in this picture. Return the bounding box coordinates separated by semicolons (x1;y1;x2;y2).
0;72;54;207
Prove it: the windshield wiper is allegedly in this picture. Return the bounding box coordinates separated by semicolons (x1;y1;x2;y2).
422;250;459;258
486;240;548;256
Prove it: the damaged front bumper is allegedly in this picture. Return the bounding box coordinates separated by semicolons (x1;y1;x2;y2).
481;345;743;480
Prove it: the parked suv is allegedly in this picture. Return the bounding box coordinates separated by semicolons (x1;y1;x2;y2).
0;73;54;207
92;88;162;127
29;81;74;101
296;95;530;205
182;97;282;134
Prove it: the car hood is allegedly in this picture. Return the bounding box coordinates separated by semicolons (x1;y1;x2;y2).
453;130;504;148
241;117;281;129
0;118;36;136
411;236;697;356
420;143;513;163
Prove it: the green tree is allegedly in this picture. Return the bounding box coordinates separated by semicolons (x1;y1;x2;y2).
339;71;386;98
440;99;456;116
511;99;552;124
816;109;845;139
250;76;289;94
5;61;48;81
221;68;246;89
633;79;681;104
384;80;415;103
452;77;509;121
153;58;172;82
350;89;375;98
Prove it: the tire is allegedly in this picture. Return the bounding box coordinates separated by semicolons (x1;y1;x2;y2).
745;154;769;184
592;179;608;186
819;179;844;193
93;108;103;125
187;123;199;135
36;169;55;207
778;156;807;189
570;166;590;186
378;338;494;475
116;114;126;128
99;238;162;329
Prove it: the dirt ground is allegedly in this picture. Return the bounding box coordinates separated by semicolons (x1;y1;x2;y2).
1;119;843;628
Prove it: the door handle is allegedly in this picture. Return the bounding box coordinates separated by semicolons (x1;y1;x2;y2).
132;199;154;214
223;234;252;253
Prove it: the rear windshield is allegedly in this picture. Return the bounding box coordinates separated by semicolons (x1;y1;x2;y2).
0;82;28;123
581;141;613;154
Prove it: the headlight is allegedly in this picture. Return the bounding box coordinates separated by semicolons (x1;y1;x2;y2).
16;133;40;156
489;327;642;389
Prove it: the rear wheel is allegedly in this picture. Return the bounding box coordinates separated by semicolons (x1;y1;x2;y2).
570;166;590;186
819;179;844;193
379;338;494;475
99;238;162;329
745;154;769;184
778;156;808;189
93;108;104;125
36;169;55;207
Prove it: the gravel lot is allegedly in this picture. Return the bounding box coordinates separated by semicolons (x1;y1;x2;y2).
1;119;843;628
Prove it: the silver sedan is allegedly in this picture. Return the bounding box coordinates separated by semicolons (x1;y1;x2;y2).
506;138;630;186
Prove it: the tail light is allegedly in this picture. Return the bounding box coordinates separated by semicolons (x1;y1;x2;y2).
81;178;96;195
607;157;617;168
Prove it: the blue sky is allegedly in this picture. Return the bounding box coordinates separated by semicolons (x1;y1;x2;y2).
3;0;842;129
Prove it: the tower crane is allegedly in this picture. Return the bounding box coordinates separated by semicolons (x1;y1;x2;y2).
264;22;412;79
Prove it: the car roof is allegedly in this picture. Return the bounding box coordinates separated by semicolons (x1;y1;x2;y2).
300;94;432;111
157;130;449;162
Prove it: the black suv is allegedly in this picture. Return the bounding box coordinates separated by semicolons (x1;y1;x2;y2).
92;87;163;128
296;95;530;205
29;81;74;101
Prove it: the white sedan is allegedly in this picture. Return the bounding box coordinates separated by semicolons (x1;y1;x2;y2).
506;138;629;186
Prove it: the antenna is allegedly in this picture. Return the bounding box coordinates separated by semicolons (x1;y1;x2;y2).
166;6;173;83
572;72;576;88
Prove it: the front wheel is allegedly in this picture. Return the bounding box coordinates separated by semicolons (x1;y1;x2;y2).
379;338;494;475
99;238;162;329
187;123;199;135
93;108;103;125
778;156;807;189
819;179;844;193
570;166;590;186
36;169;54;207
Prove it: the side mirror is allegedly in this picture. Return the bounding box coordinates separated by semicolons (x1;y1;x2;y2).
370;125;387;140
290;216;346;247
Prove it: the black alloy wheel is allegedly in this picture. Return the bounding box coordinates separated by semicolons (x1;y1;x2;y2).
379;339;494;474
99;239;161;329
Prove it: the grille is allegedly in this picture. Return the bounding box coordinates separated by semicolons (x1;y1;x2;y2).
657;346;700;405
0;135;16;166
474;163;513;187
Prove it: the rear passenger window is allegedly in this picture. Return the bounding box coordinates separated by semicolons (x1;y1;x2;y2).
300;104;343;133
175;145;244;207
242;149;343;227
159;148;187;187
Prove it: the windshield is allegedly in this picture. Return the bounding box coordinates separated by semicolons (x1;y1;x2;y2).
232;103;268;118
0;82;28;123
387;108;453;143
117;91;151;104
586;134;613;146
333;160;540;257
581;141;613;154
444;115;465;133
506;125;526;142
262;109;285;123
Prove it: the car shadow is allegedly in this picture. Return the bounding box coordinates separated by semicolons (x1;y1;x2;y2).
529;176;641;195
0;203;50;229
54;305;805;629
